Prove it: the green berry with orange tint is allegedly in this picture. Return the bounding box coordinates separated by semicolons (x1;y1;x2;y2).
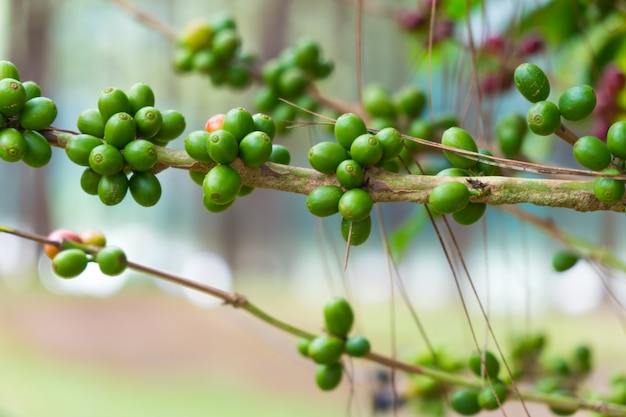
129;171;162;207
95;246;128;276
336;159;364;189
77;108;105;138
338;188;373;222
334;113;367;150
514;62;550;103
315;363;343;391
98;87;131;122
222;107;255;142
21;130;52;168
52;249;88;279
134;106;163;139
0;78;26;116
207;129;238;164
594;169;624;204
441;127;478;169
341;216;371;246
104;112;137;149
97;172;129;206
65;134;103;166
558;84;596;121
527;100;561;136
203;165;241;206
89;143;125;176
19;96;57;130
80;168;102;195
350;133;383;167
127;82;155;115
306;185;343;217
123;139;158;172
151;109;186;142
429;181;470;214
0;128;26;162
607;121;626;159
308;141;349;174
239;131;273;167
573;135;611;171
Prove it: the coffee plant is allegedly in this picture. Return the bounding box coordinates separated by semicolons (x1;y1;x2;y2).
3;0;626;415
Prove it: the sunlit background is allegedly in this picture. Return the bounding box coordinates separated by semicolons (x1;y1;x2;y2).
1;0;626;416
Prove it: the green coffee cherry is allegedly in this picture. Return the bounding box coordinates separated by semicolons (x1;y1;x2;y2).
338;188;373;222
429;181;470;214
52;249;88;279
206;129;238;164
336;159;364;189
441;127;478;169
278;67;308;98
308;141;349;174
19;97;57;130
607;121;626;159
184;130;213;163
98;172;129;206
334;113;367;150
77;108;106;138
315;363;343;391
66;134;103;166
129;171;161;207
548;390;577;416
203;165;241;206
436;167;469;177
239;131;273;167
268;144;291;165
89;143;125;176
324;297;354;337
594;169;624;204
272;101;297;135
477;382;508;410
203;194;235;213
0;128;26;162
151;110;186;142
134;106;162;139
452;203;486;226
104;112;137;149
98;87;131;122
0;60;20;80
394;85;426;117
0;78;25;116
95;246;128;276
226;63;251;90
572;135;611;171
123;139;158;172
306;185;343;217
468;350;500;379
552;250;579;272
212;28;240;61
297;338;311;357
573;345;592;374
475;148;497;176
22;81;41;101
350;134;383;167
363;84;396;118
345;336;371;357
252;113;276;140
80;168;102;195
188;170;205;186
21;130;52;168
375;127;404;162
527;101;561;136
253;87;279;113
293;38;320;70
558;84;596;121
307;335;345;365
341;216;371;246
495;113;527;158
127;82;155;115
222;107;255;142
450;389;481;416
514;62;550;103
180;20;214;51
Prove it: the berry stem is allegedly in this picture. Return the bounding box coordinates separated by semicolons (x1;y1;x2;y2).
107;0;177;41
555;122;580;146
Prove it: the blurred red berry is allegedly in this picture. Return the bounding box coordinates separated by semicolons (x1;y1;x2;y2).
518;34;545;55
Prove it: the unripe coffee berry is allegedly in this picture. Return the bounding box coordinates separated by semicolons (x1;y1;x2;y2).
52;249;88;279
96;246;128;276
526;100;561;136
514;62;550;103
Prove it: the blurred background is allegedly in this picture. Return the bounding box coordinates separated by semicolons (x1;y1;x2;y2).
1;0;626;416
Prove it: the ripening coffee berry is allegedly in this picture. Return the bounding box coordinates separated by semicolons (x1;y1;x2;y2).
558;84;596;121
376;127;404;162
514;62;550;103
526;100;561;136
127;82;155;115
336;159;364;189
441;127;478;169
97;172;129;206
98;87;131;122
203;165;242;206
77;108;106;138
308;141;349;174
552;250;579;272
338;188;374;222
495;113;527;158
80;168;102;195
269;144;291;165
222;107;255;142
452;203;486;226
450;389;481;416
44;229;83;260
0;78;25;116
151;109;186;142
307;335;345;365
334;113;367;150
19;96;57;130
204;114;226;133
89;143;125;176
0;128;26;162
95;246;128;276
123;139;158;172
594;169;624;204
345;336;371;357
134;106;163;139
315;363;343;391
306;185;344;217
239;131;273;167
468;350;500;379
429;181;470;214
104;112;137;149
341;216;371;246
607;121;626;159
573;135;612;171
66;134;103;166
52;249;89;279
324;297;354;337
80;229;107;248
477;382;508;410
21;130;52;168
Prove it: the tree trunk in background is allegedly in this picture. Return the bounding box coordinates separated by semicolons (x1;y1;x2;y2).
9;0;52;234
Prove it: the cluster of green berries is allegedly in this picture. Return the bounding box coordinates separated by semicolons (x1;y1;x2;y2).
306;113;406;245
361;83;427;131
44;229;128;279
254;38;333;135
184;107;290;213
174;13;253;89
66;84;185;207
0;60;55;167
296;297;371;392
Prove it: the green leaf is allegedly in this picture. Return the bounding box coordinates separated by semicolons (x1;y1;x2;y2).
444;0;481;20
389;205;430;262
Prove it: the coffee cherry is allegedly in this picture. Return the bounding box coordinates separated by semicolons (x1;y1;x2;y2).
334;113;368;150
66;134;103;166
80;229;107;248
239;131;273;167
429;181;470;214
134;106;163;139
468;350;500;379
203;165;241;206
308;335;345;365
514;62;550;103
268;144;291;165
336;159;364;189
272;101;297;135
278;67;309;98
368;117;394;131
77;108;106;138
345;336;371;357
450;389;481;416
306;185;343;217
191;50;217;74
98;172;129;206
203;193;235;213
80;168;102;195
338;188;373;222
96;246;128;276
206;129;238;164
376;127;404;162
151;110;186;142
222;107;255;142
204;114;226;133
475;148;497;176
237;185;255;197
226;63;251;90
441;127;478;169
183;130;212;163
314;57;334;79
252;113;276;140
341;216;371;246
52;249;88;279
527;100;561;136
548;390;577;416
21;130;52;168
379;159;400;173
452;203;486;226
594;169;624;204
188;170;205;186
212;28;240;61
262;58;283;89
0;78;25;116
350;134;383;167
552;250;579;272
123;139;158;172
477;382;508;410
315;363;343;391
573;135;611;171
0;128;26;162
363;84;396;118
558;84;596;121
495;113;527;158
98;87;131;122
607;121;626;159
180;20;214;51
394;85;426;117
173;46;194;73
127;82;155;115
308;141;349;174
297;338;311;357
89;143;125;176
19;96;57;130
44;229;83;260
0;60;19;80
293;38;320;70
324;297;354;337
436;167;469;177
104;112;136;149
253;87;279;113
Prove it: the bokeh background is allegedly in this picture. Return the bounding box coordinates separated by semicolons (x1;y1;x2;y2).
1;0;626;416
